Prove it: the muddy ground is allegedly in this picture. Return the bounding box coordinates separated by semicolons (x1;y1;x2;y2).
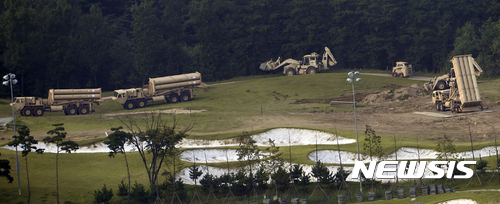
294;84;500;143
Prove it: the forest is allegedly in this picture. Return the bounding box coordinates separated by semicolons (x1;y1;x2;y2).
1;0;500;97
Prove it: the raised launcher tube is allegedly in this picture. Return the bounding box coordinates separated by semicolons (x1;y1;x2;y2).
450;55;481;109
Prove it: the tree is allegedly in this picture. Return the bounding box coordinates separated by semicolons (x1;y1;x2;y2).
436;135;456;160
333;167;351;186
255;166;269;192
130;0;168;84
236;131;261;196
363;125;383;161
94;184;113;204
119;113;191;190
0;158;13;183
265;139;284;195
44;123;79;204
200;173;216;193
131;181;149;204
103;126;132;204
311;161;334;185
117;180;128;197
290;164;310;186
7;125;41;204
189;163;203;186
271;166;289;194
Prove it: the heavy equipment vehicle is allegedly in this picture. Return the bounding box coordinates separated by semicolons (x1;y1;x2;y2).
425;60;483;91
112;72;202;109
11;88;102;116
391;62;413;77
259;47;337;76
431;55;484;113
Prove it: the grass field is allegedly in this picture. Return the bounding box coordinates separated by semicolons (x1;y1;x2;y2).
1;72;500;203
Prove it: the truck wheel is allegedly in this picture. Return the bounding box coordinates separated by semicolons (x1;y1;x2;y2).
436;81;447;90
137;100;147;108
79;106;89;115
435;103;440;111
67;106;78;115
285;68;295;76
306;67;317;74
399;73;404;78
392;72;397;77
22;107;33;116
124;101;135;110
34;107;44;116
169;94;180;103
180;92;191;102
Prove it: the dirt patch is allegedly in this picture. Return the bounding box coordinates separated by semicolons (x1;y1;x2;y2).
361;84;427;105
291;93;369;104
103;108;206;119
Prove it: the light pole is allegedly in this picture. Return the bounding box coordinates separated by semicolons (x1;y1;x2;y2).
347;71;362;194
3;73;21;195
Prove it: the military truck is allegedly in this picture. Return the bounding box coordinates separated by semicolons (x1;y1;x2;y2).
112;72;202;109
259;47;337;76
424;60;482;91
431;55;483;113
11;88;102;116
391;62;412;77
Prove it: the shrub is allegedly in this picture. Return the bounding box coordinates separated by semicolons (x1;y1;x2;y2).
93;185;113;204
117;180;128;197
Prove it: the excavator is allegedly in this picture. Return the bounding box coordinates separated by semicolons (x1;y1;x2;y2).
424;59;483;91
259;47;337;76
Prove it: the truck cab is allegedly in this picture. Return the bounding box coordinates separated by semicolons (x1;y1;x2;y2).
113;88;143;104
11;97;42;110
112;88;150;109
11;97;46;116
392;62;412;78
432;90;450;111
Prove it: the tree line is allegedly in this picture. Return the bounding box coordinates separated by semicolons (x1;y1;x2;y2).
2;0;500;97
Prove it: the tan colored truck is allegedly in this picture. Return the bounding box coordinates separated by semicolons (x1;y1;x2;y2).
112;72;202;109
259;47;337;76
391;62;412;77
431;55;483;113
11;88;102;116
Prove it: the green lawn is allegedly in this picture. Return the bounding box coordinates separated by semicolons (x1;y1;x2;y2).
1;72;500;203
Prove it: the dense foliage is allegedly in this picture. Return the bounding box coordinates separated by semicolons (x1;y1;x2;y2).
2;0;500;97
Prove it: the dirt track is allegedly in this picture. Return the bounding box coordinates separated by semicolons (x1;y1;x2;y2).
361;73;433;81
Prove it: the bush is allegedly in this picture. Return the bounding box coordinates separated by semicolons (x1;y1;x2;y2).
93;185;113;204
117;180;128;197
476;159;488;172
131;181;149;203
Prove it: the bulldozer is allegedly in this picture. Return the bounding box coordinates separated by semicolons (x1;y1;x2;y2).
259;47;337;76
391;62;412;77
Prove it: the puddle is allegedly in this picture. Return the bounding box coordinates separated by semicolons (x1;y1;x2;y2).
309;146;500;164
2;128;353;153
438;199;477;204
180;149;248;163
177;128;355;148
